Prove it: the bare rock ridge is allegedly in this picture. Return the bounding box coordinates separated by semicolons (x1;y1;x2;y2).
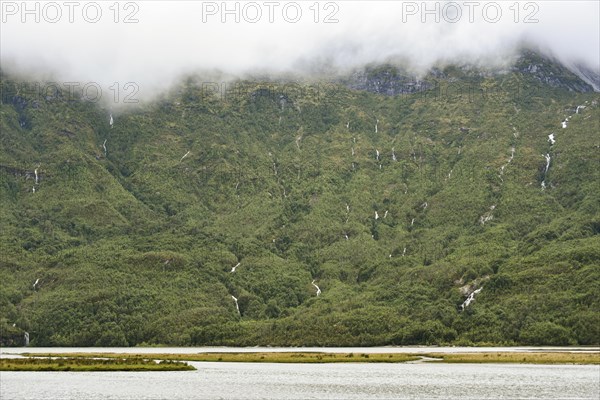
340;50;597;96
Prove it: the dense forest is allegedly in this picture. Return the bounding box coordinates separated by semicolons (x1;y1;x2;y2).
1;51;598;347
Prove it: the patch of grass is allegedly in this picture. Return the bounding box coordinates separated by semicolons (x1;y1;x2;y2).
25;352;419;363
23;351;600;364
0;357;195;371
423;352;600;365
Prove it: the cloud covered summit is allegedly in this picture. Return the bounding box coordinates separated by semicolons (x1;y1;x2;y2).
1;1;598;99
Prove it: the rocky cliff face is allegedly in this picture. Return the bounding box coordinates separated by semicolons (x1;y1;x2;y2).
342;50;597;96
512;51;596;93
341;66;433;96
569;63;600;92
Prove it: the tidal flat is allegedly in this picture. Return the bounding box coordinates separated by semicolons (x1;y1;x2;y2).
20;351;600;365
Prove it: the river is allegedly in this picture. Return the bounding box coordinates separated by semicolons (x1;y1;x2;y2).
1;347;599;399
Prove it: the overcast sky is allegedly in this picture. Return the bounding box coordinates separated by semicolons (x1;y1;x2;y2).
1;1;598;99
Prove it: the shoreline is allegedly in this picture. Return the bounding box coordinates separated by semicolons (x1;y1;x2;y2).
0;357;195;372
3;345;599;354
12;351;600;366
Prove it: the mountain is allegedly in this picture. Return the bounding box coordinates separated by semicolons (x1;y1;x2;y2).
341;50;598;96
1;51;599;347
569;63;600;92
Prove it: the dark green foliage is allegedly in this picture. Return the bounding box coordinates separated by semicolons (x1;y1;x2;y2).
0;55;599;346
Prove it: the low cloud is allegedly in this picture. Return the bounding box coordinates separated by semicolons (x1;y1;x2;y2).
1;1;598;103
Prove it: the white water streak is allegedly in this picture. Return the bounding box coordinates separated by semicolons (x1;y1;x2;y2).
499;147;516;179
461;287;483;311
541;152;551;190
231;295;240;315
180;151;190;162
480;205;496;225
311;280;321;296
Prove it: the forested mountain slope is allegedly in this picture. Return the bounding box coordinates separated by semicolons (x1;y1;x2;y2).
1;51;598;346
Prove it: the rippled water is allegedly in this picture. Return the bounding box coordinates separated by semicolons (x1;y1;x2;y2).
2;361;599;399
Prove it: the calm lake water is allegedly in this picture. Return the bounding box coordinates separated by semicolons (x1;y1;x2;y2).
1;347;599;400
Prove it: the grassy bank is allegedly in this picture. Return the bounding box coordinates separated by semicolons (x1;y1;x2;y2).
424;352;600;365
25;352;420;363
23;351;600;364
0;357;195;371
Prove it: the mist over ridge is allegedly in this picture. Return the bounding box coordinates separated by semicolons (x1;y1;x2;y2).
1;1;598;103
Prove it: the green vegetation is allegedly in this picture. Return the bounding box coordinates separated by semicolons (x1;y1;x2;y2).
26;352;420;363
23;351;600;364
0;51;599;347
424;352;600;365
0;357;195;371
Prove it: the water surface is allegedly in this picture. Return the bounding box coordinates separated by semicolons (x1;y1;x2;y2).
2;347;598;399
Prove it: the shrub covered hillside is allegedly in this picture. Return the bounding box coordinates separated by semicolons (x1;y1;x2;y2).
1;51;599;347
